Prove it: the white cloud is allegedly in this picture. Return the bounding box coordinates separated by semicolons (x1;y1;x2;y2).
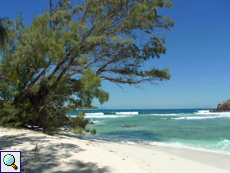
203;76;220;82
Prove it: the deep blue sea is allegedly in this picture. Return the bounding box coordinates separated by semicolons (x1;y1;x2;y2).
67;109;230;155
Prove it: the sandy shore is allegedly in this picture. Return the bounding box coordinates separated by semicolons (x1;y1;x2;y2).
0;127;230;173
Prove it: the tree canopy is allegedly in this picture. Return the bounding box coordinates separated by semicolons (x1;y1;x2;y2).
0;17;8;52
0;0;175;134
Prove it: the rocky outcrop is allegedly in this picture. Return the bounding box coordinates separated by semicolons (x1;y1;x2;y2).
209;99;230;112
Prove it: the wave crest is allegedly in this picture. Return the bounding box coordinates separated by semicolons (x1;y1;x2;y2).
150;113;177;116
85;115;133;118
115;112;138;115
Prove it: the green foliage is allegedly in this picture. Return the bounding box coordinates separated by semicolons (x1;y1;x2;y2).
0;18;8;52
81;68;101;89
0;100;36;128
69;111;96;134
0;0;174;134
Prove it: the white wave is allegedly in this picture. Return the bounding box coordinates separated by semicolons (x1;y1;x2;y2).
215;139;230;150
116;140;230;155
195;110;210;114
85;115;133;118
121;141;136;145
147;141;230;155
150;113;177;116
186;116;216;120
90;120;100;124
115;112;138;115
172;115;230;120
194;110;230;115
171;117;186;120
85;113;104;116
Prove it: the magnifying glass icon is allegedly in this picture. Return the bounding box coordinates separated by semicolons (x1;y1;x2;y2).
3;154;18;170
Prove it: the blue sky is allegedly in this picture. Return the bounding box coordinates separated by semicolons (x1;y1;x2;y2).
1;0;230;109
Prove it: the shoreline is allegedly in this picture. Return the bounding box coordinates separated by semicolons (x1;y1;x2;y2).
1;127;230;173
67;131;230;157
80;135;230;170
142;144;230;171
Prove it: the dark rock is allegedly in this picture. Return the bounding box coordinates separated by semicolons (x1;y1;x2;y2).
122;124;135;127
209;99;230;112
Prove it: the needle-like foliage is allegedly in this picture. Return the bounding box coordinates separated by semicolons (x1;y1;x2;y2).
0;0;174;134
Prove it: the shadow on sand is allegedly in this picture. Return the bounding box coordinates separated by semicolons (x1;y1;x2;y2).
0;131;110;173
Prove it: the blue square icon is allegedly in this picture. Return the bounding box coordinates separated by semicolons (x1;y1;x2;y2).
0;151;21;173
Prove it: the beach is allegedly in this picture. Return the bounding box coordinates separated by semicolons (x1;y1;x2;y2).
0;127;230;173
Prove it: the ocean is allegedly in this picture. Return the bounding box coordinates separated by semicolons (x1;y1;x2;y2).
67;109;230;155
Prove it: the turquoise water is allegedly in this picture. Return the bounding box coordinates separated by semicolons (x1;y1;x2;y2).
67;109;230;155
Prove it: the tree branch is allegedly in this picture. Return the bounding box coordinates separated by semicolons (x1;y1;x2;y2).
15;63;50;101
51;56;75;90
100;75;157;85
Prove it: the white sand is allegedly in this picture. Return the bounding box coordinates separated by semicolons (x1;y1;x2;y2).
1;127;230;173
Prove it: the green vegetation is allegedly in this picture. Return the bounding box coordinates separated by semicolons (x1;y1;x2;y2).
64;105;99;111
69;111;96;135
0;0;174;134
0;17;8;52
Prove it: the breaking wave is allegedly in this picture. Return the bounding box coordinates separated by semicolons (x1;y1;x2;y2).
115;112;139;115
150;113;177;116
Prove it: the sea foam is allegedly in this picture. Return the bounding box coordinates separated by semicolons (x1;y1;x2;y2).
85;113;104;115
216;139;230;150
194;110;230;115
171;115;230;120
115;112;138;115
150;113;177;116
85;115;133;118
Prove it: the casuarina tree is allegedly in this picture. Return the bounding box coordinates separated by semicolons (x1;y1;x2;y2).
0;0;175;134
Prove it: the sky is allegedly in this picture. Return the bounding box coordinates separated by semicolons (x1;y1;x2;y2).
0;0;230;109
